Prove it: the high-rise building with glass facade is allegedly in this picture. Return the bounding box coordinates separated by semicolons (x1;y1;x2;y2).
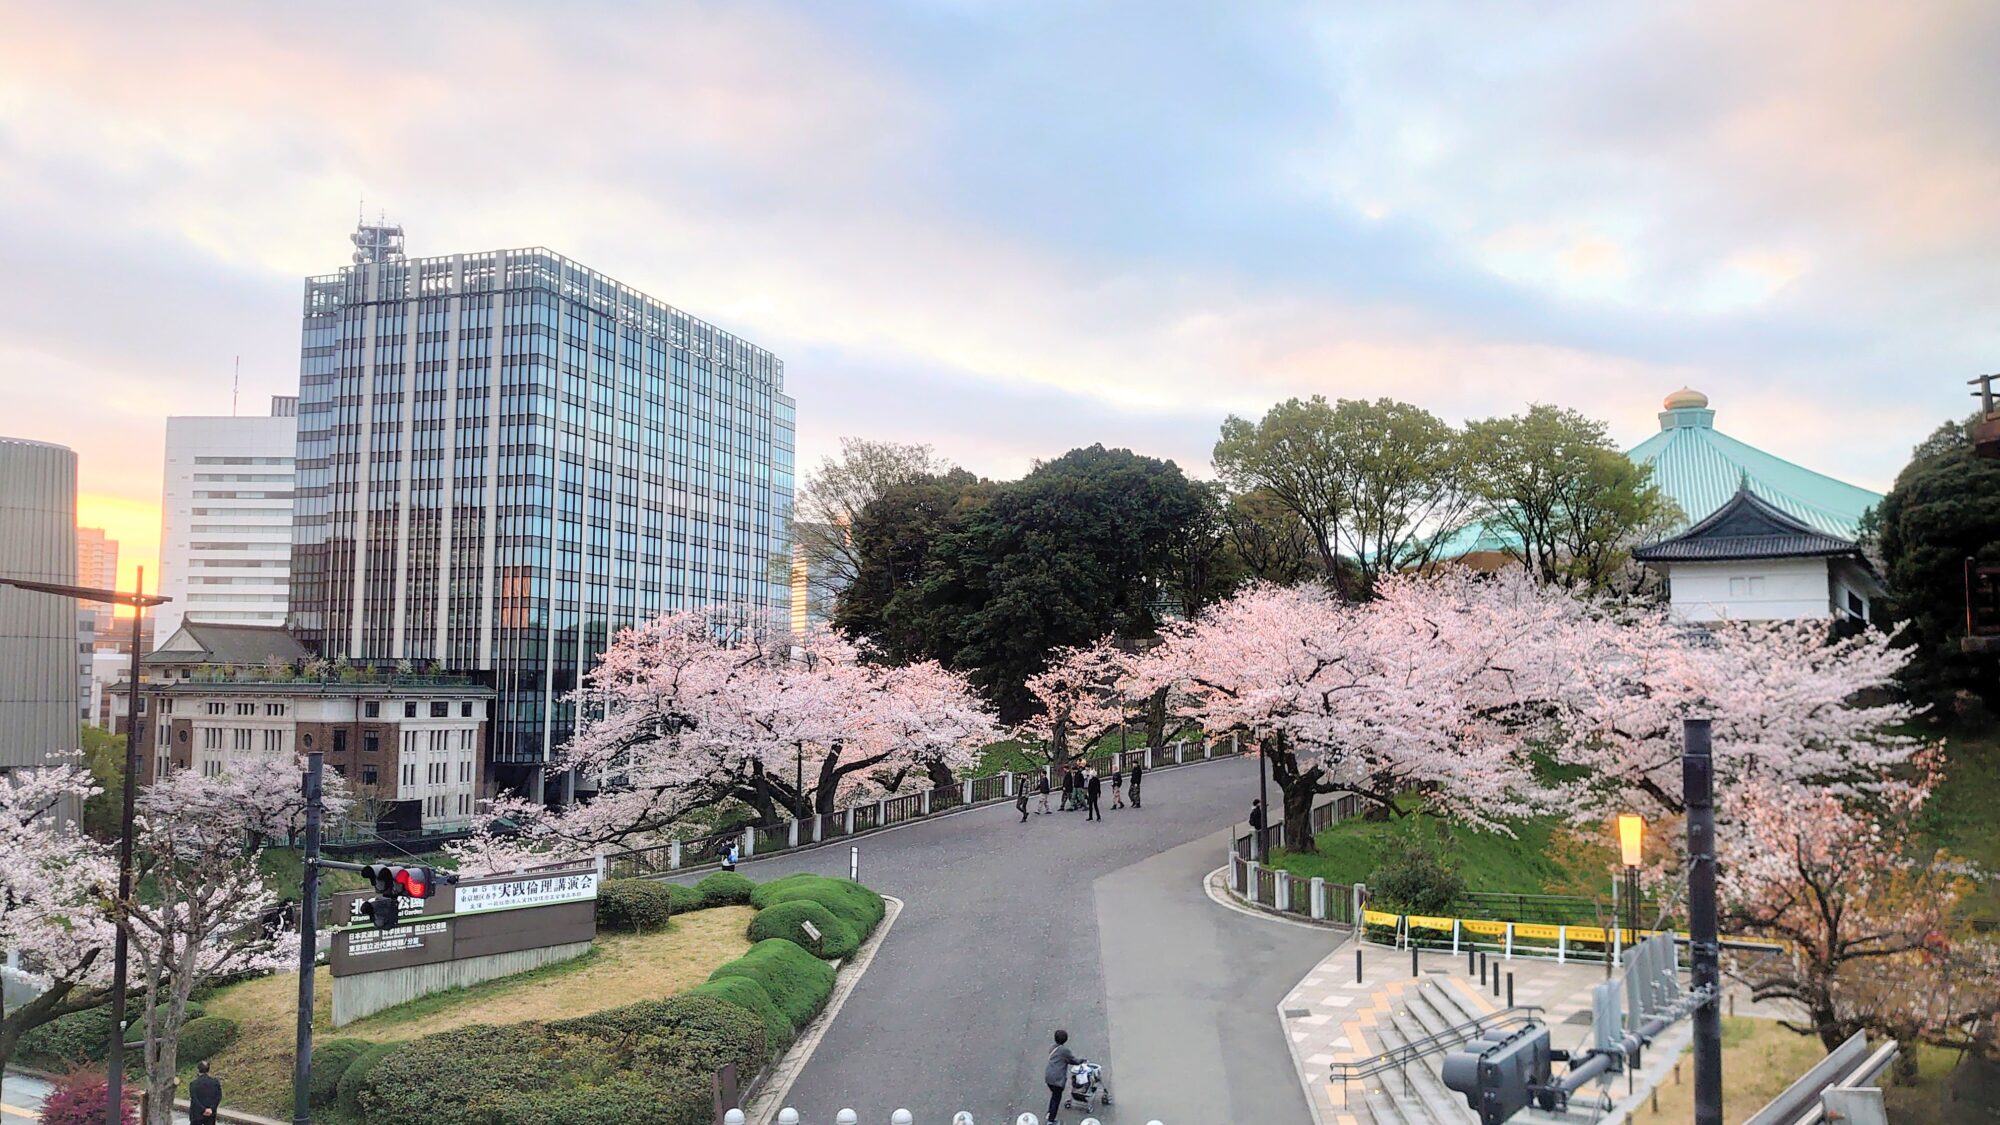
290;232;796;797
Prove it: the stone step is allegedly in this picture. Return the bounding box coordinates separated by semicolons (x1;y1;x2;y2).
1430;977;1498;1025
1405;984;1462;1041
1376;1010;1475;1123
1361;1085;1416;1125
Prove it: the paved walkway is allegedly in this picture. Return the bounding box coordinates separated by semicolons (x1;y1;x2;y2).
716;755;1333;1123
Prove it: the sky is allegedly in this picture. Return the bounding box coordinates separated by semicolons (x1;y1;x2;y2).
3;0;1997;598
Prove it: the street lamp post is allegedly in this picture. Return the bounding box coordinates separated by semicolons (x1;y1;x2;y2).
1617;813;1644;943
0;570;170;1125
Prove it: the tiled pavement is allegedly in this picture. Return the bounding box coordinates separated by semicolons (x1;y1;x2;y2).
1280;943;1612;1125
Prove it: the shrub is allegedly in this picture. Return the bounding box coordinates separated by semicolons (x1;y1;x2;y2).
490;1072;710;1125
749;874;885;936
748;899;858;960
596;879;675;933
336;1040;405;1120
19;1007;115;1067
686;976;795;1052
666;882;707;914
707;939;835;1031
359;1025;556;1125
308;1037;371;1107
630;993;768;1076
175;1016;240;1065
38;1069;137;1125
694;871;755;906
1371;833;1465;914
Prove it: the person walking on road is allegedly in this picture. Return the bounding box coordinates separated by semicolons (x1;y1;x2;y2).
1249;798;1267;860
1060;766;1076;812
1085;769;1103;821
190;1060;222;1125
1128;760;1144;808
1045;1029;1080;1125
1110;765;1124;809
1017;784;1030;822
1036;772;1051;814
722;841;740;872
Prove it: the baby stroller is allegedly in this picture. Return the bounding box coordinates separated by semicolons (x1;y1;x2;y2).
1064;1059;1113;1111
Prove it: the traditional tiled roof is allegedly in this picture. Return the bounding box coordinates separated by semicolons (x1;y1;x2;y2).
1633;483;1865;562
147;622;311;667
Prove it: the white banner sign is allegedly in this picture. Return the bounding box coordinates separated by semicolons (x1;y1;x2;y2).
454;871;599;915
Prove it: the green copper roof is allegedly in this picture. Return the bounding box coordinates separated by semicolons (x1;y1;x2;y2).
1627;390;1881;539
1432;388;1882;557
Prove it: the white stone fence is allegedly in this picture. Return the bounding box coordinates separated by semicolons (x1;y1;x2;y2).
724;1104;1168;1112
607;733;1245;878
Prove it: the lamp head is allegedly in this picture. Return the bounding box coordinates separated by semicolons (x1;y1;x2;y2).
1617;814;1644;868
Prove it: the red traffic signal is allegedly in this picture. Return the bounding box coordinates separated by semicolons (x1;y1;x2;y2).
361;864;455;900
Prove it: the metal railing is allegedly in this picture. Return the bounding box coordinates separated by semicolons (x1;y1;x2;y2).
728;1111;1162;1125
1329;1004;1544;1083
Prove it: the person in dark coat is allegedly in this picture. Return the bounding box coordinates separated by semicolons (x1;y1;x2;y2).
1128;761;1144;808
1085;769;1103;821
1249;798;1267;859
1017;784;1030;822
1060;766;1076;811
189;1060;222;1125
1110;766;1125;809
1037;772;1052;814
1045;1029;1079;1125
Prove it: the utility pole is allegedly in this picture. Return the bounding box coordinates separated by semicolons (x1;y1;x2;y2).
1684;718;1723;1125
292;752;326;1125
1256;730;1270;861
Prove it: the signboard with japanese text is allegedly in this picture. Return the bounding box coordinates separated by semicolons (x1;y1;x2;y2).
453;871;599;915
328;866;598;979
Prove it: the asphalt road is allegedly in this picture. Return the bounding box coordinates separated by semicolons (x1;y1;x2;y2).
730;757;1338;1123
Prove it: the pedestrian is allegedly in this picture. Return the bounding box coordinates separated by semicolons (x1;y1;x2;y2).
189;1060;222;1125
1044;1029;1079;1125
1249;798;1266;860
1110;765;1125;809
1060;766;1076;811
1085;769;1103;821
1037;772;1051;814
1129;760;1144;809
722;840;740;872
1017;784;1030;822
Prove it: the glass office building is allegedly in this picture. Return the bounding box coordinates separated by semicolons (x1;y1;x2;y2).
290;238;795;798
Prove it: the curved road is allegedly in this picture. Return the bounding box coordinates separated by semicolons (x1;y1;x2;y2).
733;757;1338;1123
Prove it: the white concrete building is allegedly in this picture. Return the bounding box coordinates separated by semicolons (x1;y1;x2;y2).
1632;485;1882;624
156;396;298;641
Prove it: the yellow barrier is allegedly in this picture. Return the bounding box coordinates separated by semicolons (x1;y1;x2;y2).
1363;909;1401;927
1461;919;1507;937
1512;923;1561;941
1407;915;1455;931
1567;926;1607;943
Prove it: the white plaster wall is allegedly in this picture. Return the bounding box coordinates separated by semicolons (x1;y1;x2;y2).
1666;558;1831;622
157;411;297;641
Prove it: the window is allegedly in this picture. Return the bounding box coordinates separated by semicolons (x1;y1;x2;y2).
1729;575;1768;597
161;698;173;714
265;703;286;716
232;729;252;751
263;729;283;752
363;731;379;754
431;701;449;718
460;729;473;750
206;702;226;715
461;701;473;717
364;701;380;718
203;727;222;749
458;794;470;815
459;761;471;783
332;730;347;754
236;702;255;716
404;701;418;718
361;766;378;785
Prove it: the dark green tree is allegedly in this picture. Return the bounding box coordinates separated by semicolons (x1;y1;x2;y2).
832;468;991;664
1873;418;2000;711
78;722;126;841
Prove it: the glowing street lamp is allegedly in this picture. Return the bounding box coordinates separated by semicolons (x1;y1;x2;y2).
1616;814;1644;941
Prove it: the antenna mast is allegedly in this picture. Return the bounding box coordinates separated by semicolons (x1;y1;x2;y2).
232;355;240;416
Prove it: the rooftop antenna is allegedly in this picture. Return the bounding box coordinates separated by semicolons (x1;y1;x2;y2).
232;355;240;416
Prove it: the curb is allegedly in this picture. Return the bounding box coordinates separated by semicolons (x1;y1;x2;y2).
1203;865;1352;933
741;894;903;1125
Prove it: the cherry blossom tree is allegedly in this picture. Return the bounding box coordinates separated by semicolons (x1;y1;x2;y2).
0;762;117;1075
226;752;354;851
1022;640;1136;767
1721;769;2000;1064
1557;610;1922;816
452;607;995;874
117;768;300;1125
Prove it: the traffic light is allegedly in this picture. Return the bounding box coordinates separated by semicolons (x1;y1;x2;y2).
353;865;454;930
1442;1023;1553;1125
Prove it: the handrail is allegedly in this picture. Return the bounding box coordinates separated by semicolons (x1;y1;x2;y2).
1328;1002;1544;1082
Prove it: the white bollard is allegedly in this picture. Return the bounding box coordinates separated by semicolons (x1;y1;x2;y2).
838;1112;860;1125
723;1112;746;1125
850;844;859;881
777;1111;801;1125
1082;1119;1102;1125
893;1112;915;1125
1016;1115;1039;1125
953;1114;976;1125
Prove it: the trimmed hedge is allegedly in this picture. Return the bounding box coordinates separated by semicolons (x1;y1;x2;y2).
747;899;858;960
665;882;706;915
491;1072;709;1125
336;1041;404;1120
707;939;835;1032
685;976;795;1052
19;1007;116;1067
749;874;885;936
176;1016;239;1065
596;880;675;933
694;871;755;906
307;1037;371;1107
359;1025;562;1125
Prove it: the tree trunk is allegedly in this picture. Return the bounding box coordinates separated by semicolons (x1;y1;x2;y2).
1144;687;1168;750
1281;783;1318;855
1264;734;1324;855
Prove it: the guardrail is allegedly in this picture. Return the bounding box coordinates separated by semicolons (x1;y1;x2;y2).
1329;1003;1544;1084
1355;908;1790;967
1224;792;1366;926
606;733;1246;879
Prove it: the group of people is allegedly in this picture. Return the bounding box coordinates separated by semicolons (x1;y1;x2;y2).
1017;759;1144;822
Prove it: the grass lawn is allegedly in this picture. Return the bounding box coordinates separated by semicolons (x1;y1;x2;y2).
1919;727;2000;918
1270;797;1620;903
1627;1017;1828;1124
200;904;756;1118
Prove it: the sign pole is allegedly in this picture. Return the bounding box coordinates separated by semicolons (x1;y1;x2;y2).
1684;718;1723;1125
292;752;325;1125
